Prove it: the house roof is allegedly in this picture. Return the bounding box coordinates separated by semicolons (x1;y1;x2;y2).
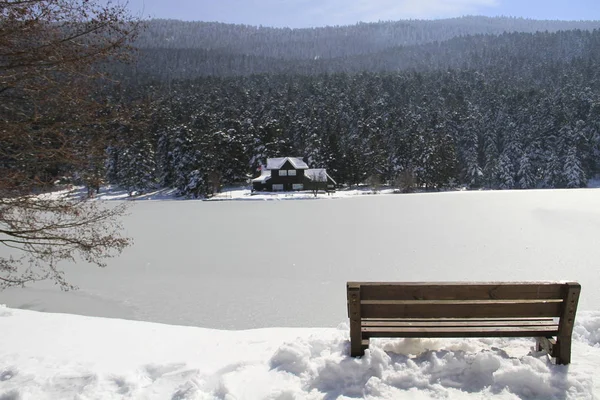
305;169;337;184
266;157;309;170
252;171;271;183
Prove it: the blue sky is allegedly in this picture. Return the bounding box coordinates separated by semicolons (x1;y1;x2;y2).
122;0;600;27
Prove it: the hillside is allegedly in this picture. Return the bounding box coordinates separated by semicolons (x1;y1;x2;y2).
136;16;600;57
20;17;600;198
126;18;600;80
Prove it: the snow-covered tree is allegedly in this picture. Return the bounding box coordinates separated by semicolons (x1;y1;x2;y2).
564;145;586;188
118;140;156;195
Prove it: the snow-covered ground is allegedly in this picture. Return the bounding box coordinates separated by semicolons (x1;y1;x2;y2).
44;184;397;201
1;305;600;399
2;188;600;329
2;188;600;398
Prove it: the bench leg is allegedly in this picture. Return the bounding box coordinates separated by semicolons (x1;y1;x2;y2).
351;337;366;357
348;285;364;357
350;316;365;357
349;318;364;357
555;336;572;365
536;337;556;355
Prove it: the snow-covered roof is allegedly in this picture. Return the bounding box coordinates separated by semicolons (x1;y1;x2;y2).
305;169;336;184
251;171;271;183
266;157;308;170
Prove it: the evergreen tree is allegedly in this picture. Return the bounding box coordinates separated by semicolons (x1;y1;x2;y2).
564;145;586;188
497;152;515;189
118;139;156;195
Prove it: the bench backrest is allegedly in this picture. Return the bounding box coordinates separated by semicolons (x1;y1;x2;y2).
347;281;581;362
348;281;579;320
347;281;580;338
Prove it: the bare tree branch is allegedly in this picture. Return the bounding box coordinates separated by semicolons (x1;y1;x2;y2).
0;0;141;289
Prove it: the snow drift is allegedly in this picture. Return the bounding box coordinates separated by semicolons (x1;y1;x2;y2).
0;306;598;399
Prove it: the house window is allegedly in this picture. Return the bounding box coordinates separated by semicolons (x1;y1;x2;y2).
272;184;284;191
288;170;297;176
279;170;287;176
292;183;303;190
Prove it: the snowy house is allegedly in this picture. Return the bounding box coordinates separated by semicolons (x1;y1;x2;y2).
252;157;336;192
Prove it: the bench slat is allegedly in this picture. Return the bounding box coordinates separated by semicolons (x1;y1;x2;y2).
361;299;563;305
362;317;556;322
363;325;559;338
361;301;562;319
362;320;559;328
356;282;565;301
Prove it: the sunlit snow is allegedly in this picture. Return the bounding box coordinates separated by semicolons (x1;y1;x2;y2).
1;188;599;329
1;188;600;398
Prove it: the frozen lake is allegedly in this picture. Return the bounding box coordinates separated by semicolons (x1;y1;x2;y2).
1;189;600;329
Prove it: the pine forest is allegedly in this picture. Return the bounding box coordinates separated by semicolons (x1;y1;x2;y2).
71;17;600;196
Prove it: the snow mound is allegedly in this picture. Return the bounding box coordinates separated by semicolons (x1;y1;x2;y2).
0;304;11;317
266;335;593;399
0;308;598;399
574;311;600;346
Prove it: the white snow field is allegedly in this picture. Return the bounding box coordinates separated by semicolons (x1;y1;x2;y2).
1;306;600;399
1;188;600;329
2;188;600;398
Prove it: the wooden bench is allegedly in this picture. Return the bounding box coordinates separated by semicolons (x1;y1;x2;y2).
347;281;581;364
